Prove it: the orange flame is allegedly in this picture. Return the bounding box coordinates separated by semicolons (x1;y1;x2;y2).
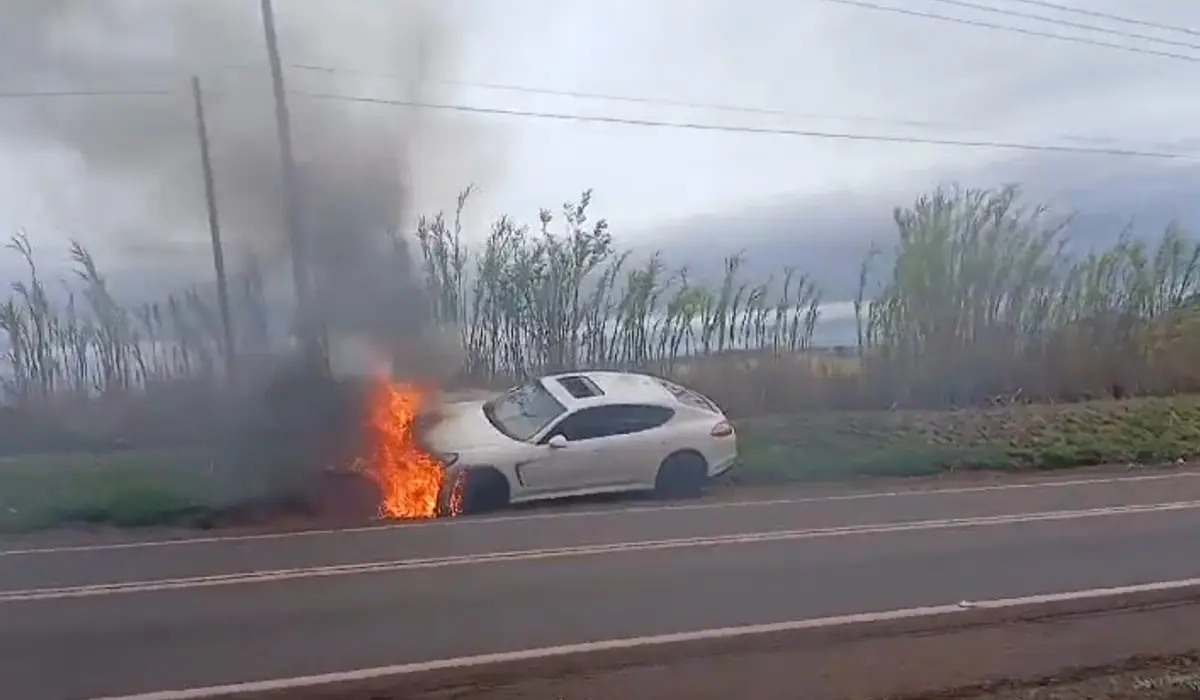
362;376;446;519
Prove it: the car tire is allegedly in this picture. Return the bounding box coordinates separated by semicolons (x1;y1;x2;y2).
450;467;511;516
654;451;709;499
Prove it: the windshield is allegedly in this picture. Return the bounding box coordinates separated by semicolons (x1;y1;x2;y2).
482;379;567;441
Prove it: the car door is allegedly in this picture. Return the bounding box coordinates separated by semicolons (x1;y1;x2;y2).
515;407;611;494
590;405;676;485
517;404;674;493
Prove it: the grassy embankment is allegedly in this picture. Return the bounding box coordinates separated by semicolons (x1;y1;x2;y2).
5;395;1200;533
4;185;1200;532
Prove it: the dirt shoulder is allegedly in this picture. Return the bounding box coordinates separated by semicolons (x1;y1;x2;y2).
968;658;1200;700
248;601;1200;700
402;655;1200;700
709;459;1193;501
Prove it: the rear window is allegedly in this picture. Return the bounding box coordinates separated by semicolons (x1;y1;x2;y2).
653;378;720;413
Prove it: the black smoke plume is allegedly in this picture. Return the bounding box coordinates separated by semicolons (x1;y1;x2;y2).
0;0;491;521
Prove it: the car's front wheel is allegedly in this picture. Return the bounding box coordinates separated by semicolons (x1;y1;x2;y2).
654;451;709;499
444;466;511;516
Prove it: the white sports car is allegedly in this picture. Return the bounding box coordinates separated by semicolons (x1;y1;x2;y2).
422;370;738;515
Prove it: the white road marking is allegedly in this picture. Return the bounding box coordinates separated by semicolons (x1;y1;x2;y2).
85;576;1200;700
6;499;1200;603
3;469;1197;557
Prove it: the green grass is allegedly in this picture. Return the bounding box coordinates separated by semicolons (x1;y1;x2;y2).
0;448;254;533
4;395;1200;533
728;394;1200;485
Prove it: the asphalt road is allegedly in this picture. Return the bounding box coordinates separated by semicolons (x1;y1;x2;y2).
3;469;1200;700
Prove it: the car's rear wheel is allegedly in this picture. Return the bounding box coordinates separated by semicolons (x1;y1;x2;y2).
447;467;511;516
654;451;709;499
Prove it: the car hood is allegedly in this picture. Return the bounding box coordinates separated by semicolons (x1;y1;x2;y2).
421;400;513;453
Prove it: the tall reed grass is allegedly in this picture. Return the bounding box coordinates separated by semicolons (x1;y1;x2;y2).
3;183;1199;449
415;188;822;382
0;231;274;403
859;185;1200;408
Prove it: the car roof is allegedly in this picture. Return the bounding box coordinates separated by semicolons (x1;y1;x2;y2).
539;370;675;408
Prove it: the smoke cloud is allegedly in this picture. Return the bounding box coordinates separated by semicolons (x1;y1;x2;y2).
0;0;497;378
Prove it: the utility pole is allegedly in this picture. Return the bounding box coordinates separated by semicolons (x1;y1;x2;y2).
191;76;237;384
260;0;325;373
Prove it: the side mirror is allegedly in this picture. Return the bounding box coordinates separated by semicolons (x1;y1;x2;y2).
547;434;569;449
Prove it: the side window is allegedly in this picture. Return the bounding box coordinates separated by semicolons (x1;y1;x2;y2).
548;404;674;442
615;405;674;433
552;408;612;442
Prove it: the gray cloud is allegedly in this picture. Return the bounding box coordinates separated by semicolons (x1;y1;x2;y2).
643;155;1200;300
8;0;1200;315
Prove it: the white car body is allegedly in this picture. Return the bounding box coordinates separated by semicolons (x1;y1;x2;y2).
422;370;738;512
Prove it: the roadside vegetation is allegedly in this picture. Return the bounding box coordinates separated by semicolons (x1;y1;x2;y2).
897;653;1200;699
4;184;1200;532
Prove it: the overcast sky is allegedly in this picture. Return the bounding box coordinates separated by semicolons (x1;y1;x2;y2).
2;0;1200;292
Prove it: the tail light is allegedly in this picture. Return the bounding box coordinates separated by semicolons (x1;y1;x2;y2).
710;420;734;438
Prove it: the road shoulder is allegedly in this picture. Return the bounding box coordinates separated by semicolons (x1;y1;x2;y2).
2;462;1193;551
240;598;1200;700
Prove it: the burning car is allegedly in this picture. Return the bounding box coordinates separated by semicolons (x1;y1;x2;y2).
419;370;739;516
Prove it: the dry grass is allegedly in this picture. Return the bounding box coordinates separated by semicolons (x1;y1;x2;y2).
892;654;1200;700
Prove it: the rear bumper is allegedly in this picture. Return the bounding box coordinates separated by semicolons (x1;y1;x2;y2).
710;455;737;478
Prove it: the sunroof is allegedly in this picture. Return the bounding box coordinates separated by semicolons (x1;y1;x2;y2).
555;375;604;399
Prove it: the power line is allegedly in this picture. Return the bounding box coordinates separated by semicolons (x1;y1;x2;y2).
1003;0;1200;38
926;0;1200;51
0;82;1191;160
277;62;1197;152
291;89;1195;160
816;0;1200;64
285;61;949;130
